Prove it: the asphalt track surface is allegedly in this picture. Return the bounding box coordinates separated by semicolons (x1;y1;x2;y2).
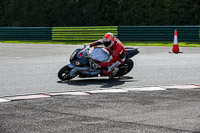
0;43;200;133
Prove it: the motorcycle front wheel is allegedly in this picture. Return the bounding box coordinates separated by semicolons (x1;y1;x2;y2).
58;65;73;80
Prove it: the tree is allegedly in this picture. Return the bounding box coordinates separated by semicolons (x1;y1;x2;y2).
0;0;199;26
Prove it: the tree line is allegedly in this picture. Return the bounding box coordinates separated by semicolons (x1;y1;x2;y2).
0;0;199;27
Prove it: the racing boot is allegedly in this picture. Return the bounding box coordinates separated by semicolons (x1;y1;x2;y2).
109;67;119;79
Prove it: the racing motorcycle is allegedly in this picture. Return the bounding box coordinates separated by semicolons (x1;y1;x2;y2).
58;46;139;81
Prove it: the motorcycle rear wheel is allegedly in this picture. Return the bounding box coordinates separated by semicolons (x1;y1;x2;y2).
115;59;134;77
58;65;73;80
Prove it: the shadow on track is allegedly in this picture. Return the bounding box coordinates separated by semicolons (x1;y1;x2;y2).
57;76;137;88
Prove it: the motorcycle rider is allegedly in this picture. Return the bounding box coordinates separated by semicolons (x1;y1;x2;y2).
86;32;126;78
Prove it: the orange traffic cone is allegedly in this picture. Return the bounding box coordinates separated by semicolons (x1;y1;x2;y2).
172;29;181;53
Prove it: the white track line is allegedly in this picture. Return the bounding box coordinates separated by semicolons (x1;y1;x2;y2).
0;98;10;103
124;87;166;91
5;94;51;101
164;85;200;89
50;92;90;96
87;89;129;94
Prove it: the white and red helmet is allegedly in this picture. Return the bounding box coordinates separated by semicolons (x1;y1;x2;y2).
103;33;115;47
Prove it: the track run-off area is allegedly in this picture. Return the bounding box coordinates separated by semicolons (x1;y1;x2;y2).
0;43;200;133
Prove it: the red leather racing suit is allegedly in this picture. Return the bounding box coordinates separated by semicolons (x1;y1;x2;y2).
89;38;126;76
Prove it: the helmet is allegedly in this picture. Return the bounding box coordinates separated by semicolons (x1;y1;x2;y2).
103;33;115;47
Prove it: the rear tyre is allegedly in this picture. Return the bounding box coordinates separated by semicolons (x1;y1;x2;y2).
115;59;134;77
58;65;73;80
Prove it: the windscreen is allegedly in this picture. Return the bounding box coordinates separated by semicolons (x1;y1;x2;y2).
91;48;110;62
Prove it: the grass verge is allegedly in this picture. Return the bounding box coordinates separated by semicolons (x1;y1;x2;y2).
0;40;200;47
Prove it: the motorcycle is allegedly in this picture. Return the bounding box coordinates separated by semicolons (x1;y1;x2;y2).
58;46;139;81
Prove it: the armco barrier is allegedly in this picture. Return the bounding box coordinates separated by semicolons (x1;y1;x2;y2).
52;26;118;41
0;26;199;41
117;26;199;41
0;27;52;40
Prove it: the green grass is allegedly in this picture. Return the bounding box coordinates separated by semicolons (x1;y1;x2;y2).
124;41;200;47
0;40;200;47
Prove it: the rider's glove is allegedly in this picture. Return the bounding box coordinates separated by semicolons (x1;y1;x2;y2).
84;44;90;49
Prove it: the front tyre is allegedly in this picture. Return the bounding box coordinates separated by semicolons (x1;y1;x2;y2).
58;65;73;80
